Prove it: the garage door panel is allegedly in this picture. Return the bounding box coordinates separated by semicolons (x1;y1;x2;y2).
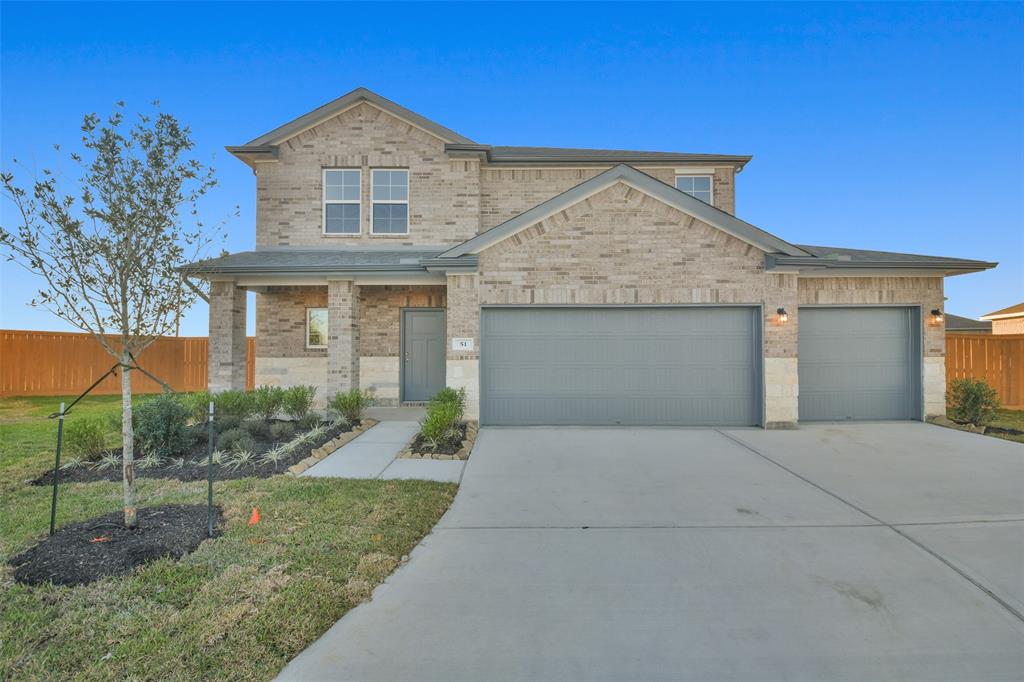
798;307;920;421
481;307;760;426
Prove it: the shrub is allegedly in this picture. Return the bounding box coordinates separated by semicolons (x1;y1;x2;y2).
135;393;193;459
214;415;243;434
182;390;212;423
431;387;465;412
948;378;1000;426
213;390;256;419
418;400;463;451
216;427;256;453
282;385;317;420
252;385;285;421
64;417;108;460
243;418;271;440
297;412;322;432
269;421;295;441
329;388;374;423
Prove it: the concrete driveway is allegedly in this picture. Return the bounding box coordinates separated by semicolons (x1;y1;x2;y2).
278;424;1024;681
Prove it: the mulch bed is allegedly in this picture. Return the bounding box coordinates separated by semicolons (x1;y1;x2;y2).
984;425;1024;437
31;420;356;486
10;504;222;587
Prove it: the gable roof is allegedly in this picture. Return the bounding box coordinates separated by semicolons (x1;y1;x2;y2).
439;164;809;258
230;87;475;156
945;314;992;332
981;302;1024;320
228;88;754;169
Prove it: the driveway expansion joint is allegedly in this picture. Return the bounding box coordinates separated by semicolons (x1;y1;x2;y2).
716;429;1024;625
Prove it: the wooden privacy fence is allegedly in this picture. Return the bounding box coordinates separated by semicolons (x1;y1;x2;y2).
946;333;1024;409
0;330;255;397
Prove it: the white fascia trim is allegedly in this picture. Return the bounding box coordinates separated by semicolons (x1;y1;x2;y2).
979;312;1024;321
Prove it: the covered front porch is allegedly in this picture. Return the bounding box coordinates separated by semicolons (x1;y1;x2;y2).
199;248;480;412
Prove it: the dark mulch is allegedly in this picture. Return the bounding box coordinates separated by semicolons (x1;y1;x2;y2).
409;422;468;456
31;420;355;486
985;425;1024;436
10;504;222;587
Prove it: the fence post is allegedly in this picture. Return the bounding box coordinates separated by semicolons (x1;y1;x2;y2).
49;402;65;536
207;401;215;538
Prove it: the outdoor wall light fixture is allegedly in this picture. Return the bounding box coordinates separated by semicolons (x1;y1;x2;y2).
931;308;944;324
777;307;789;324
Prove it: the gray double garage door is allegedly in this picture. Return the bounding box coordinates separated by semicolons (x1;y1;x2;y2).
479;306;921;426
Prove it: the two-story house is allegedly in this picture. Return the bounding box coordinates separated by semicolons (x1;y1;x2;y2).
192;87;995;427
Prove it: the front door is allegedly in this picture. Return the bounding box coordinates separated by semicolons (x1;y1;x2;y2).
401;309;446;402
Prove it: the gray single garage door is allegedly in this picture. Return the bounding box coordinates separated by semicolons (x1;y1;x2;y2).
798;307;921;421
480;306;761;426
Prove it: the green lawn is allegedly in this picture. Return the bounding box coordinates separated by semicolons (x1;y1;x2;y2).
986;408;1024;444
945;406;1024;444
0;395;456;681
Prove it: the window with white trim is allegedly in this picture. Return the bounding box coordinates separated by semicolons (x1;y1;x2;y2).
306;308;328;349
675;175;713;204
324;169;361;234
371;169;409;234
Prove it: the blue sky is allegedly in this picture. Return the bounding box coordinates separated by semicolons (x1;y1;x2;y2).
2;1;1021;336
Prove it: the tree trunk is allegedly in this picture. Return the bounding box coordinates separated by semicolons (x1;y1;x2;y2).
120;356;137;529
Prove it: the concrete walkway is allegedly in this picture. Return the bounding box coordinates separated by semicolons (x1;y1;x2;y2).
279;424;1024;681
302;414;464;483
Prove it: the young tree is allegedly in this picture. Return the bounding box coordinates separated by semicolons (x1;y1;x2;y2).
0;102;226;528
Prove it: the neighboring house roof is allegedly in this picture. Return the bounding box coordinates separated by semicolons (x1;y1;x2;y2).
227;87;752;170
767;244;996;276
186;247;477;276
439;164;809;258
944;314;992;332
981;302;1024;320
445;144;751;168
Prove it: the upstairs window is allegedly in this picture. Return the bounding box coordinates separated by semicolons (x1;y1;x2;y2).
675;175;713;205
324;169;361;234
372;169;409;234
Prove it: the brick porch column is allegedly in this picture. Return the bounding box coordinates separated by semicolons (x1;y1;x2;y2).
208;280;248;392
326;279;360;398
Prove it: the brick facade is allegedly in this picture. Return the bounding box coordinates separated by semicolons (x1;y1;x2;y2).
479;166;735;231
445;181;797;423
361;285;447;356
215;98;952;425
256;102;481;247
255;101;737;247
